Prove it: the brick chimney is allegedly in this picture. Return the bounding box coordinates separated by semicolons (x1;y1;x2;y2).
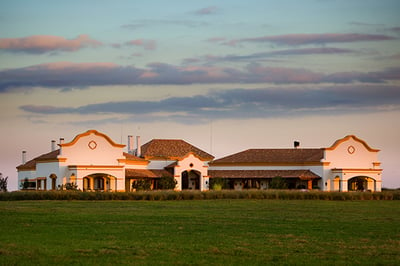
22;151;27;164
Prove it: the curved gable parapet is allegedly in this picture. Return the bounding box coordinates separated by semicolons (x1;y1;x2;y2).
325;135;380;152
60;130;125;148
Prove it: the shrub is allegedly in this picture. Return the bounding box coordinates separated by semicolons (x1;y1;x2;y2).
132;179;152;191
209;178;229;190
1;190;400;201
0;173;8;192
158;176;177;190
269;176;288;189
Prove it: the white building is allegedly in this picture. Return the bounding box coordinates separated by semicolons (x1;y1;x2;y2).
17;130;214;192
17;130;382;192
209;135;382;192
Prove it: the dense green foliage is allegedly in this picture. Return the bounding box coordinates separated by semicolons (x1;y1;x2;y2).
0;200;399;265
269;176;288;189
0;173;7;192
132;179;152;191
209;177;229;190
58;182;79;191
157;175;177;190
1;190;400;201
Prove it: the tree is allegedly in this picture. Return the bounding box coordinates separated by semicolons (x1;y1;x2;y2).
132;179;152;191
158;176;177;190
269;176;288;189
0;173;8;192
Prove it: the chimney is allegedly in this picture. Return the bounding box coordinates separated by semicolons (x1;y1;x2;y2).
51;140;56;151
59;138;64;145
22;151;27;164
136;136;141;157
128;135;134;154
294;141;300;149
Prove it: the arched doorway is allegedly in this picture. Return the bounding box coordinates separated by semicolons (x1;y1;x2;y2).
83;173;116;192
50;174;57;190
348;176;374;191
181;170;200;190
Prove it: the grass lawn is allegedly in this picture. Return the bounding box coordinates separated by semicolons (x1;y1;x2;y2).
0;200;399;265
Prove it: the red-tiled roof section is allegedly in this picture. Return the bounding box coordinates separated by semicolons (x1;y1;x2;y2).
141;139;214;160
125;169;172;178
16;149;60;170
211;149;324;164
209;170;320;179
123;152;147;162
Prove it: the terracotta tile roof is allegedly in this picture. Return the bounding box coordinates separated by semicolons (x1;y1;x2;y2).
209;170;320;180
210;148;324;165
16;149;60;170
125;169;172;178
141;139;214;160
123;152;147;162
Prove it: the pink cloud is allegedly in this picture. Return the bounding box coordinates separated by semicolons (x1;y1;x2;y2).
206;37;227;43
246;64;323;83
125;39;156;50
1;61;399;93
195;6;218;15
0;35;102;53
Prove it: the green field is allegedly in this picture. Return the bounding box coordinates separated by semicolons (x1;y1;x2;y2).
0;200;399;265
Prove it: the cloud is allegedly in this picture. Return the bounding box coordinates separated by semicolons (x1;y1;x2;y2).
19;85;400;123
194;6;218;15
125;39;157;50
206;37;227;43
389;27;400;33
349;21;385;27
121;19;207;30
183;47;355;64
0;35;102;54
223;33;396;46
1;62;400;92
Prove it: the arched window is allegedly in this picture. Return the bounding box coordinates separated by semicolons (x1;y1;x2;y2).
50;174;57;190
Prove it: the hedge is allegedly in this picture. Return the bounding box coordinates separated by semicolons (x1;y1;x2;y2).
0;190;399;201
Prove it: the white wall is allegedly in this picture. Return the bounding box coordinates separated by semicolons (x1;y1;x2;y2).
170;153;210;191
60;133;125;166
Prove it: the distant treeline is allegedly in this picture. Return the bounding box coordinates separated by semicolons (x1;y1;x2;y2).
1;190;400;201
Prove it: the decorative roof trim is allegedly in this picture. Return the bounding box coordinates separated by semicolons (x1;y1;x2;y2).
68;165;124;169
331;168;383;172
325;135;380;152
209;162;324;167
60;130;125;148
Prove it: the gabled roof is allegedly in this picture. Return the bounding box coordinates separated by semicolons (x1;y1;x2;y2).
210;148;324;165
209;169;320;180
141;139;214;160
16;149;60;170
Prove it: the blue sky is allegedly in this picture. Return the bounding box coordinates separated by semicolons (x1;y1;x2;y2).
1;0;399;190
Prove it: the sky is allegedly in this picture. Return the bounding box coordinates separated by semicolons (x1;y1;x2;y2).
1;0;399;190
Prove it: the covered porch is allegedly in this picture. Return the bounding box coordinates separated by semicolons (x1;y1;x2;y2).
125;169;173;191
82;173;118;192
331;168;382;192
209;169;321;190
